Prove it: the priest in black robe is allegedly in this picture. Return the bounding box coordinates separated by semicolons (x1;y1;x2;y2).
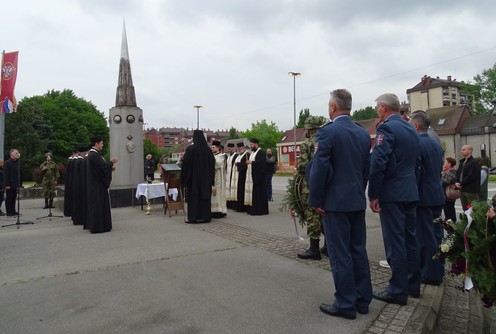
72;153;86;226
181;130;215;223
245;138;269;215
86;136;118;233
63;149;77;217
225;143;238;210
233;142;249;212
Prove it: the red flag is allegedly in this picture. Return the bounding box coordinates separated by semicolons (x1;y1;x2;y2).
0;51;19;113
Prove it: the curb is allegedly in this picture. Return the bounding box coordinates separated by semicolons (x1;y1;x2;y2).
405;283;445;333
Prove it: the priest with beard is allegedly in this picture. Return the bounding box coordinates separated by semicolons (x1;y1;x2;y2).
181;130;215;223
232;142;249;212
86;136;118;233
245;138;269;215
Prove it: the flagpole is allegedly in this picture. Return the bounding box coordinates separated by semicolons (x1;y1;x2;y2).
0;50;4;159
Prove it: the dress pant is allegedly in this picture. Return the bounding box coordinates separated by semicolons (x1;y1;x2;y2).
5;188;17;215
379;201;420;302
323;210;372;313
265;173;273;200
443;200;457;222
416;206;444;282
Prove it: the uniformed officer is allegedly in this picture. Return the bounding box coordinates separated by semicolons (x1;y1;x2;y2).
369;93;421;306
309;89;372;319
40;152;60;209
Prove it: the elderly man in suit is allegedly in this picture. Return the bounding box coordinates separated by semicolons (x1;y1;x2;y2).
369;93;421;306
309;89;372;320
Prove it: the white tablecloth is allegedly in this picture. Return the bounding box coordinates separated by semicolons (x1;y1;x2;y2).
135;183;178;201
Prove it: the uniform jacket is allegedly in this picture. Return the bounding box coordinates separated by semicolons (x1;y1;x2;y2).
417;133;445;207
309;115;370;212
368;114;420;202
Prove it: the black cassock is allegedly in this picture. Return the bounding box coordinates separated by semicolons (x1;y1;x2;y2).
235;152;249;212
63;157;75;217
181;131;215;223
72;157;86;226
247;149;269;215
86;149;113;233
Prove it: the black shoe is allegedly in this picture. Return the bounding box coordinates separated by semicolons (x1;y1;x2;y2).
356;306;369;315
43;206;49;209
421;279;443;286
297;249;322;260
319;303;356;319
372;290;407;306
409;290;421;298
0;212;5;216
6;213;15;216
185;220;197;224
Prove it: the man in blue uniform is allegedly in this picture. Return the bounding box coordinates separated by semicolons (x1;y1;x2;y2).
309;89;372;319
369;93;421;306
410;111;445;286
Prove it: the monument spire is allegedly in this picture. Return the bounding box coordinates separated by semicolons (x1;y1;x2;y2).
115;19;137;107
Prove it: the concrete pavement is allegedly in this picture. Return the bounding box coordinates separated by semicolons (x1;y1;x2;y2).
0;177;493;333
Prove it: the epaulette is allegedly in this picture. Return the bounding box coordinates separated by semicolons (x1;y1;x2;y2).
375;120;386;129
320;120;333;128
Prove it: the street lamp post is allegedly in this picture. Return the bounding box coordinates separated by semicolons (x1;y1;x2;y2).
288;72;301;167
193;105;203;130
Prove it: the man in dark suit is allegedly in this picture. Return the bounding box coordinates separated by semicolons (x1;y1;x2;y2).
369;93;421;306
410;111;445;286
309;89;372;320
3;149;21;216
454;145;481;210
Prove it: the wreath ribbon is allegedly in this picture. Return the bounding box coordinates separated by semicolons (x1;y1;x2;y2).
463;207;474;291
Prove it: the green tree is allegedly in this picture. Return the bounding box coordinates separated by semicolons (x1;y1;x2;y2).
242;120;283;151
5;89;109;180
144;139;160;166
296;108;311;128
459;65;496;116
352;106;377;121
228;126;240;139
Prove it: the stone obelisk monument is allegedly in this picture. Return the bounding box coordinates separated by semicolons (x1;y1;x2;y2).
109;21;144;207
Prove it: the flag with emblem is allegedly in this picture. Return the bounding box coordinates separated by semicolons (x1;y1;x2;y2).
0;51;19;113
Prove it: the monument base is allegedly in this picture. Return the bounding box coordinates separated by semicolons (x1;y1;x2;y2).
109;188;140;208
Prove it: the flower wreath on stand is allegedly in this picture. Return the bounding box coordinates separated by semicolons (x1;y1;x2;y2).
434;200;496;308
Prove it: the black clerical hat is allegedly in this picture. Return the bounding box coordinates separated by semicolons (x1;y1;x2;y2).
212;140;221;147
236;142;244;148
90;135;103;145
250;138;259;144
227;143;235;148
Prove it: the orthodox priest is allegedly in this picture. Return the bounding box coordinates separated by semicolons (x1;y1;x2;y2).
73;149;87;226
181;130;215;223
86;136;118;233
231;142;249;212
63;149;78;217
225;142;238;210
245;138;269;215
211;140;227;218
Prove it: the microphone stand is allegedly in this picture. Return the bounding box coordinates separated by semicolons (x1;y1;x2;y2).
2;157;34;228
36;198;64;221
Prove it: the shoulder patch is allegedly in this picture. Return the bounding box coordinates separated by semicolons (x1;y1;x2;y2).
375;134;384;145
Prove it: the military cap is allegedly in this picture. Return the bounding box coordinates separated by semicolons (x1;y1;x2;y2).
304;116;326;130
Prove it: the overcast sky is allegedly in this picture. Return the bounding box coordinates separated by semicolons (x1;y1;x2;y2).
4;0;496;132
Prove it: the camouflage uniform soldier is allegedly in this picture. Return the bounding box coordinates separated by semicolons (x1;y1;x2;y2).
282;116;327;260
40;153;60;209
